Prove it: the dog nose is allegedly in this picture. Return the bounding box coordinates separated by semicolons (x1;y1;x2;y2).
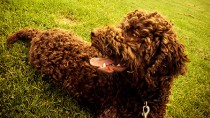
91;30;97;37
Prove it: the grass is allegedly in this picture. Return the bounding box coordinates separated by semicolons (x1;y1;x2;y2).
0;0;209;117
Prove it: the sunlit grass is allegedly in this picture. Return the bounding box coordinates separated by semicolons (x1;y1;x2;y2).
0;0;209;117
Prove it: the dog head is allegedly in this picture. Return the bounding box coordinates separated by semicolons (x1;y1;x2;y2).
90;10;189;85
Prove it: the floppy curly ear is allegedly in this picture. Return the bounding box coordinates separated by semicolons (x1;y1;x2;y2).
161;35;189;76
145;34;189;85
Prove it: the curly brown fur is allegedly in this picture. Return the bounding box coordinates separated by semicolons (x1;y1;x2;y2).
7;28;128;117
7;28;100;100
7;10;189;118
7;28;40;47
91;10;189;117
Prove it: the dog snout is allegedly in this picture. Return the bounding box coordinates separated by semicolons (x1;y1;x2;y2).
91;29;97;37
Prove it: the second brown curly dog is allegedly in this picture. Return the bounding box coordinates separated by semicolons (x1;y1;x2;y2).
7;10;189;118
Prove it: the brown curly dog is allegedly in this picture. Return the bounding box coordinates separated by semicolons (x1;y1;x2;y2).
7;10;189;118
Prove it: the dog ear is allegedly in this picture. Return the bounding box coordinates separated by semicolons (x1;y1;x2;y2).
166;39;190;76
145;35;189;85
144;35;189;86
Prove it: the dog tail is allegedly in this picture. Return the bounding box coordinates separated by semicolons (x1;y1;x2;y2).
7;28;40;46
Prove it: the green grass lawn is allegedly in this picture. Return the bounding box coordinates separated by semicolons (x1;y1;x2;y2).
0;0;209;117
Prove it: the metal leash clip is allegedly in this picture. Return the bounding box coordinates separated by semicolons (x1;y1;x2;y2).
142;101;150;118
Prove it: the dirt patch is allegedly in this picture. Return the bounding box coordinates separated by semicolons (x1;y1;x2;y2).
54;15;79;26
